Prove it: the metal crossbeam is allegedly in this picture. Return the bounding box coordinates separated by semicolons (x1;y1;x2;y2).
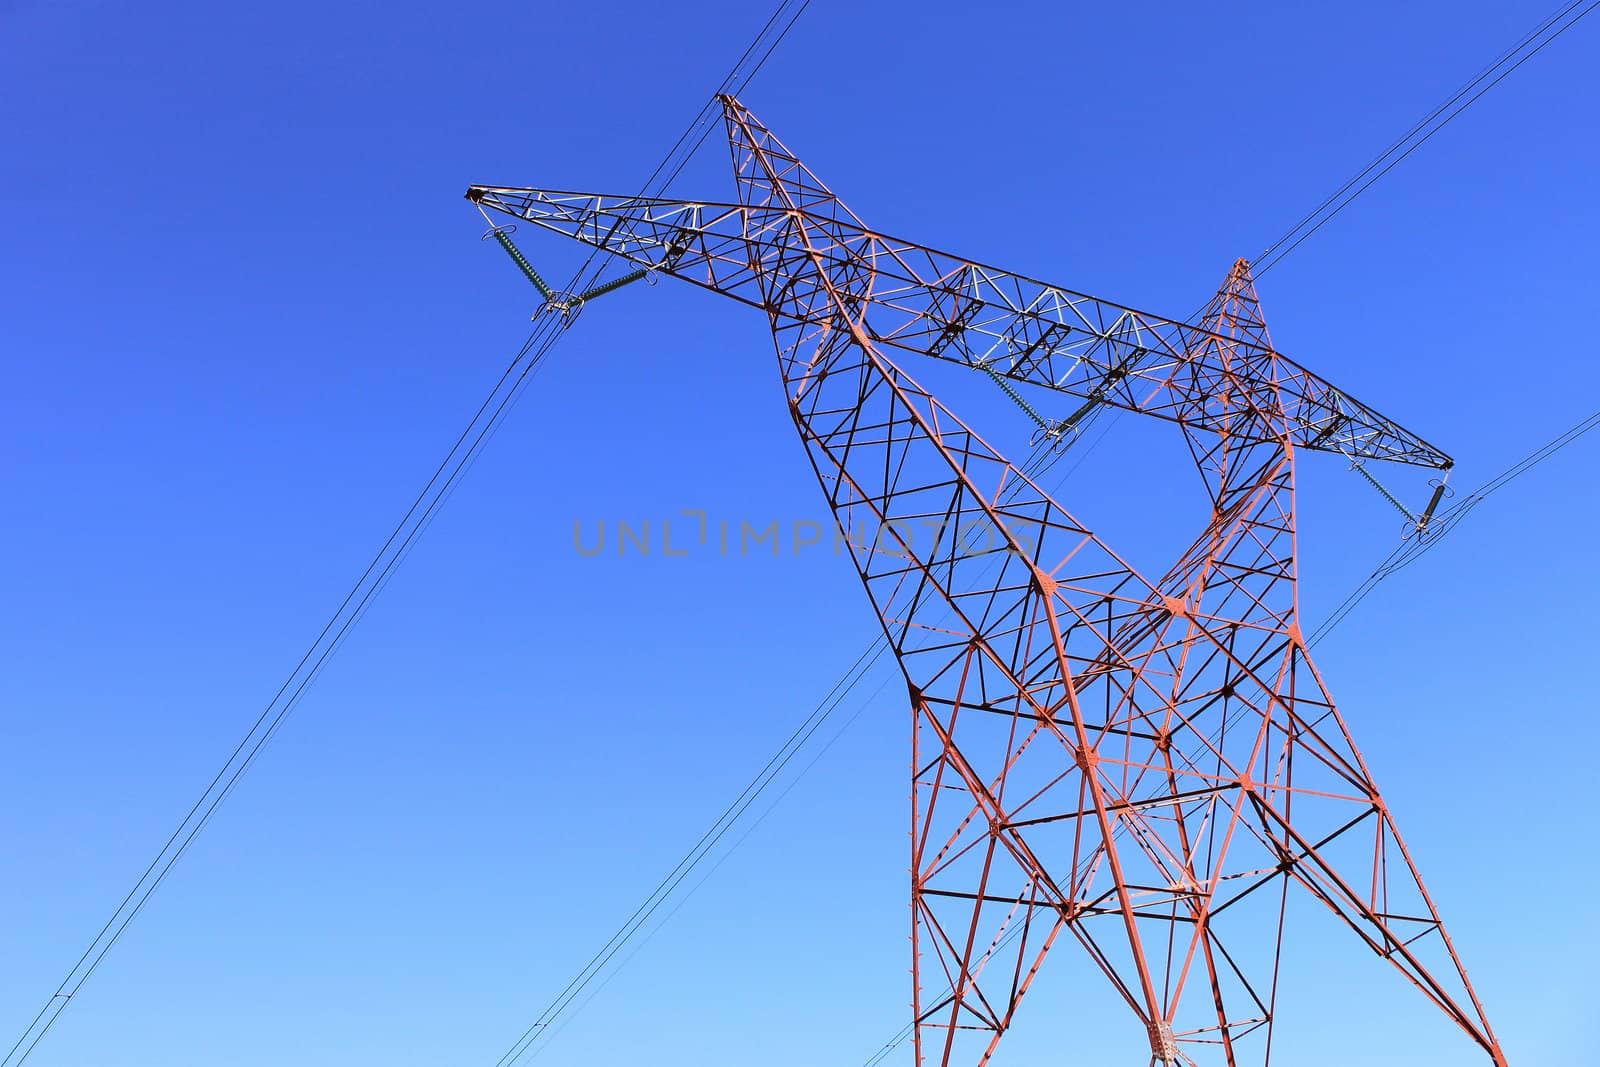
466;186;1450;470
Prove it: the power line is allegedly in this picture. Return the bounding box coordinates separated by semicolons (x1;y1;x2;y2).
1022;0;1600;455
533;665;896;1054
495;642;885;1066
482;6;821;1064
1308;404;1600;645
2;314;573;1067
1254;0;1580;271
1255;0;1600;275
1255;0;1582;269
1;5;816;1062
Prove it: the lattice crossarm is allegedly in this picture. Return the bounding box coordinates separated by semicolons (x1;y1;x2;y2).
468;185;1449;469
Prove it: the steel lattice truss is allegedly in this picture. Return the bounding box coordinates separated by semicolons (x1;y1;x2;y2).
468;97;1505;1067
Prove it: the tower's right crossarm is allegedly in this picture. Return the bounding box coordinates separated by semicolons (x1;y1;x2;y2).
467;186;1452;470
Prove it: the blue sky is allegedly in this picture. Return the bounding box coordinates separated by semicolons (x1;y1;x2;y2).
2;1;1597;1065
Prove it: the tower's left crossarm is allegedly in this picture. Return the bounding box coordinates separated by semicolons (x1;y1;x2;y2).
466;185;1451;470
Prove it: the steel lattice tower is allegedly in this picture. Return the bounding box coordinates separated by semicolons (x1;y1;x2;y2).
468;97;1506;1067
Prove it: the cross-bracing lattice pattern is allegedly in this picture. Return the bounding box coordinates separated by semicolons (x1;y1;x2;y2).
468;97;1504;1067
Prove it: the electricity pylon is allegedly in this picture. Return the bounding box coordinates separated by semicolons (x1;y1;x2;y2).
467;96;1505;1067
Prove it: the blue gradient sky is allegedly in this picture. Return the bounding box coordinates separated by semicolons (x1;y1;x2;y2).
3;1;1597;1065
